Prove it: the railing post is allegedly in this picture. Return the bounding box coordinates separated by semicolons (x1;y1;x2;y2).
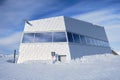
14;50;16;63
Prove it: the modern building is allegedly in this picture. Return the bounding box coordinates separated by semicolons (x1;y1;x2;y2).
17;16;111;63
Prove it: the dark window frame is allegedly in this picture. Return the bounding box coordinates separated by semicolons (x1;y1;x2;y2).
67;32;74;42
73;33;80;43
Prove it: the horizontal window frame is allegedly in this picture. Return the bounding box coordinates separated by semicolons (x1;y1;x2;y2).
22;31;67;43
66;31;109;48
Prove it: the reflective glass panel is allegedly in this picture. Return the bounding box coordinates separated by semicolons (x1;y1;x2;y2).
22;33;34;43
73;33;80;43
97;40;101;46
53;32;67;42
80;35;86;44
85;37;91;45
34;32;52;42
67;32;73;42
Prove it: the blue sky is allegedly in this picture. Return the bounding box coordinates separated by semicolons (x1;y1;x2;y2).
0;0;120;54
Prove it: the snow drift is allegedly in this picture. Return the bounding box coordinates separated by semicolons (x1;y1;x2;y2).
0;53;120;80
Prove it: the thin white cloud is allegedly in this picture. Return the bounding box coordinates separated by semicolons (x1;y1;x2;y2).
0;0;58;54
0;0;58;34
74;9;120;25
0;32;22;46
0;32;22;54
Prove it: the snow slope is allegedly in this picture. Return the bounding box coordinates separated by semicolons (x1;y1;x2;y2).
0;54;120;80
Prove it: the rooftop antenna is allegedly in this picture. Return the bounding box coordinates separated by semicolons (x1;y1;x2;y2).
23;19;32;26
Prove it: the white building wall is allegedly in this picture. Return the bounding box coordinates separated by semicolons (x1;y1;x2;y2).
17;16;71;63
18;16;112;63
24;16;66;32
17;43;71;63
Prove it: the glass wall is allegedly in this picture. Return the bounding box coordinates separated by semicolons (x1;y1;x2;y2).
80;35;86;44
85;37;91;45
73;33;80;43
67;32;109;47
67;32;73;42
53;32;67;42
22;33;34;43
22;31;109;47
34;32;52;42
22;32;67;43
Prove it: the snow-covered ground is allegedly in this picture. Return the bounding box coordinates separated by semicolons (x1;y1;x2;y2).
0;54;120;80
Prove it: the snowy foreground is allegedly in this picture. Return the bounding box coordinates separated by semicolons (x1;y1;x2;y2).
0;54;120;80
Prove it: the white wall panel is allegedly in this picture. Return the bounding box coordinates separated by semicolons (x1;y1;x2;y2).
17;43;70;63
24;16;66;32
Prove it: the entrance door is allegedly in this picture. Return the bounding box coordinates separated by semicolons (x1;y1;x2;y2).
58;55;66;62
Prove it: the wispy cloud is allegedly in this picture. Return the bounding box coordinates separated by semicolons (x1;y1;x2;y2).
0;32;22;54
0;32;22;46
0;0;58;36
73;9;120;25
0;0;59;54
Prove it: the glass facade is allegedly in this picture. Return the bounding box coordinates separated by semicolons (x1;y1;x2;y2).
53;32;67;42
34;32;52;42
85;37;91;45
22;32;67;43
67;32;109;47
22;33;34;43
67;32;73;42
22;31;109;47
73;33;80;43
80;35;86;44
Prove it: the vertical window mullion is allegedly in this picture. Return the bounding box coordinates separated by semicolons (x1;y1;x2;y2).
71;33;74;43
33;33;35;43
52;32;53;43
65;31;68;42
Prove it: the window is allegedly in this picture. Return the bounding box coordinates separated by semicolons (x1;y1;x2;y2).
99;41;103;46
93;39;97;46
73;33;80;43
67;32;73;42
100;41;104;46
90;38;93;45
34;32;52;42
53;32;67;42
22;33;34;43
80;35;86;44
106;42;109;47
22;31;109;47
97;40;101;46
85;37;91;45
